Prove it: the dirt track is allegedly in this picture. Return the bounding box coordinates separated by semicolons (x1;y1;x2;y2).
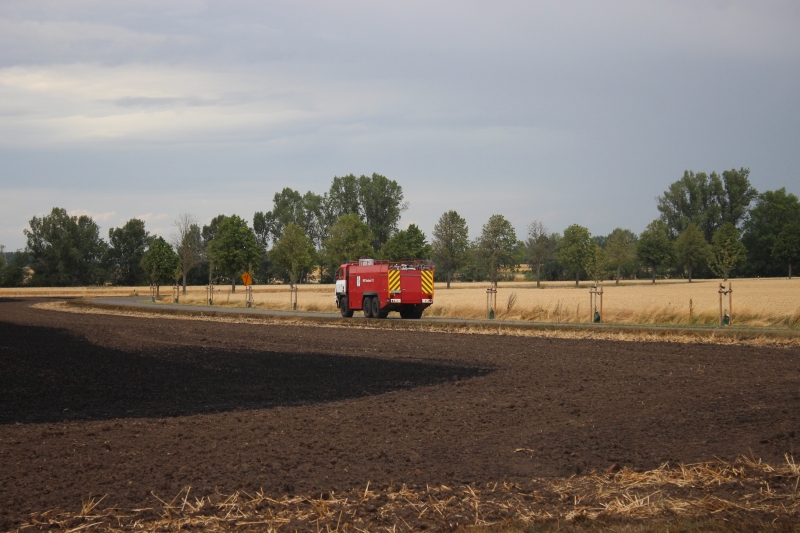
1;298;799;529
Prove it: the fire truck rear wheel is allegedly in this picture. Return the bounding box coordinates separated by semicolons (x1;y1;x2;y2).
363;297;373;318
340;296;354;318
371;297;381;318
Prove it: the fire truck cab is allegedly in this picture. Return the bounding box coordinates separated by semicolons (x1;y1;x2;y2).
335;258;434;319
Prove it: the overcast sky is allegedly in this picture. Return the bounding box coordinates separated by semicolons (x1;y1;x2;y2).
2;1;799;250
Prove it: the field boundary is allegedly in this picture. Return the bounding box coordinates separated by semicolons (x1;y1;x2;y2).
55;297;800;345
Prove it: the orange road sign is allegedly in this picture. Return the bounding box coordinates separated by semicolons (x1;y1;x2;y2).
241;272;253;286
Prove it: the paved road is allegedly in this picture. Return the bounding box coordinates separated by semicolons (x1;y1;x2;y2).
80;296;799;338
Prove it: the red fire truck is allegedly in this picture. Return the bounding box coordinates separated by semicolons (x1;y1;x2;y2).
335;259;434;319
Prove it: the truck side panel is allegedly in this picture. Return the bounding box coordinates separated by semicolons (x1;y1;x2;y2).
348;264;387;309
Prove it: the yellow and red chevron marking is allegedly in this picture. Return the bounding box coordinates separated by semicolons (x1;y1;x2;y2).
421;270;434;296
388;269;401;292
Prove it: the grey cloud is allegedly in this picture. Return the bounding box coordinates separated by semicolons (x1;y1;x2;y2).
1;1;799;251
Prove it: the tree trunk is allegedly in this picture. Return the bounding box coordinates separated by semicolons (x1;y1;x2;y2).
651;267;656;285
536;264;541;288
688;265;693;283
156;283;160;297
182;271;187;294
790;263;793;280
616;264;621;285
575;269;579;286
231;276;236;293
447;269;451;289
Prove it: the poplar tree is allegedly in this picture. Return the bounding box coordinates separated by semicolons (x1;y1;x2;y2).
207;215;262;292
711;223;746;281
321;214;375;276
603;228;637;285
271;223;316;285
432;211;469;288
172;213;204;294
477;215;519;287
140;237;179;297
773;222;800;279
636;220;673;284
525;220;553;288
557;224;593;286
674;223;710;282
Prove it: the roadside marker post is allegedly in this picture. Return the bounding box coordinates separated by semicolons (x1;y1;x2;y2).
589;283;603;323
486;285;497;320
241;272;254;307
718;282;732;326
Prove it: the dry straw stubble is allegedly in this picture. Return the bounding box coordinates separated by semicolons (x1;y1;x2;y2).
18;456;800;532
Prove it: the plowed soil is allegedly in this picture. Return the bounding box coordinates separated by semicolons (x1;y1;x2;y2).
1;298;799;530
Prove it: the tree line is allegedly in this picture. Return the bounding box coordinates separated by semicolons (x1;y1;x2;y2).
1;168;798;289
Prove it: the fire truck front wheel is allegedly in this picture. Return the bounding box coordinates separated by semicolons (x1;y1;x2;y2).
340;296;354;318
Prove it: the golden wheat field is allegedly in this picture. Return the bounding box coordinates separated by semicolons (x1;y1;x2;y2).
3;277;799;328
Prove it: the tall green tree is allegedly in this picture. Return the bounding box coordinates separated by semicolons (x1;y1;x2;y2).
323;174;362;226
773;221;800;279
24;207;107;286
526;220;554;288
104;218;152;286
270;223;316;285
556;224;593;286
476;215;519;286
742;188;800;277
657;168;757;241
321;214;375;277
189;214;228;285
603;228;637;285
636;220;673;284
710;223;746;281
202;215;228;245
381;224;432;261
720;168;758;227
674;223;710;282
253;188;325;248
172;213;204;294
657;171;723;240
358;173;408;252
207;215;262;292
432;210;469;289
252;210;275;248
140;236;179;296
